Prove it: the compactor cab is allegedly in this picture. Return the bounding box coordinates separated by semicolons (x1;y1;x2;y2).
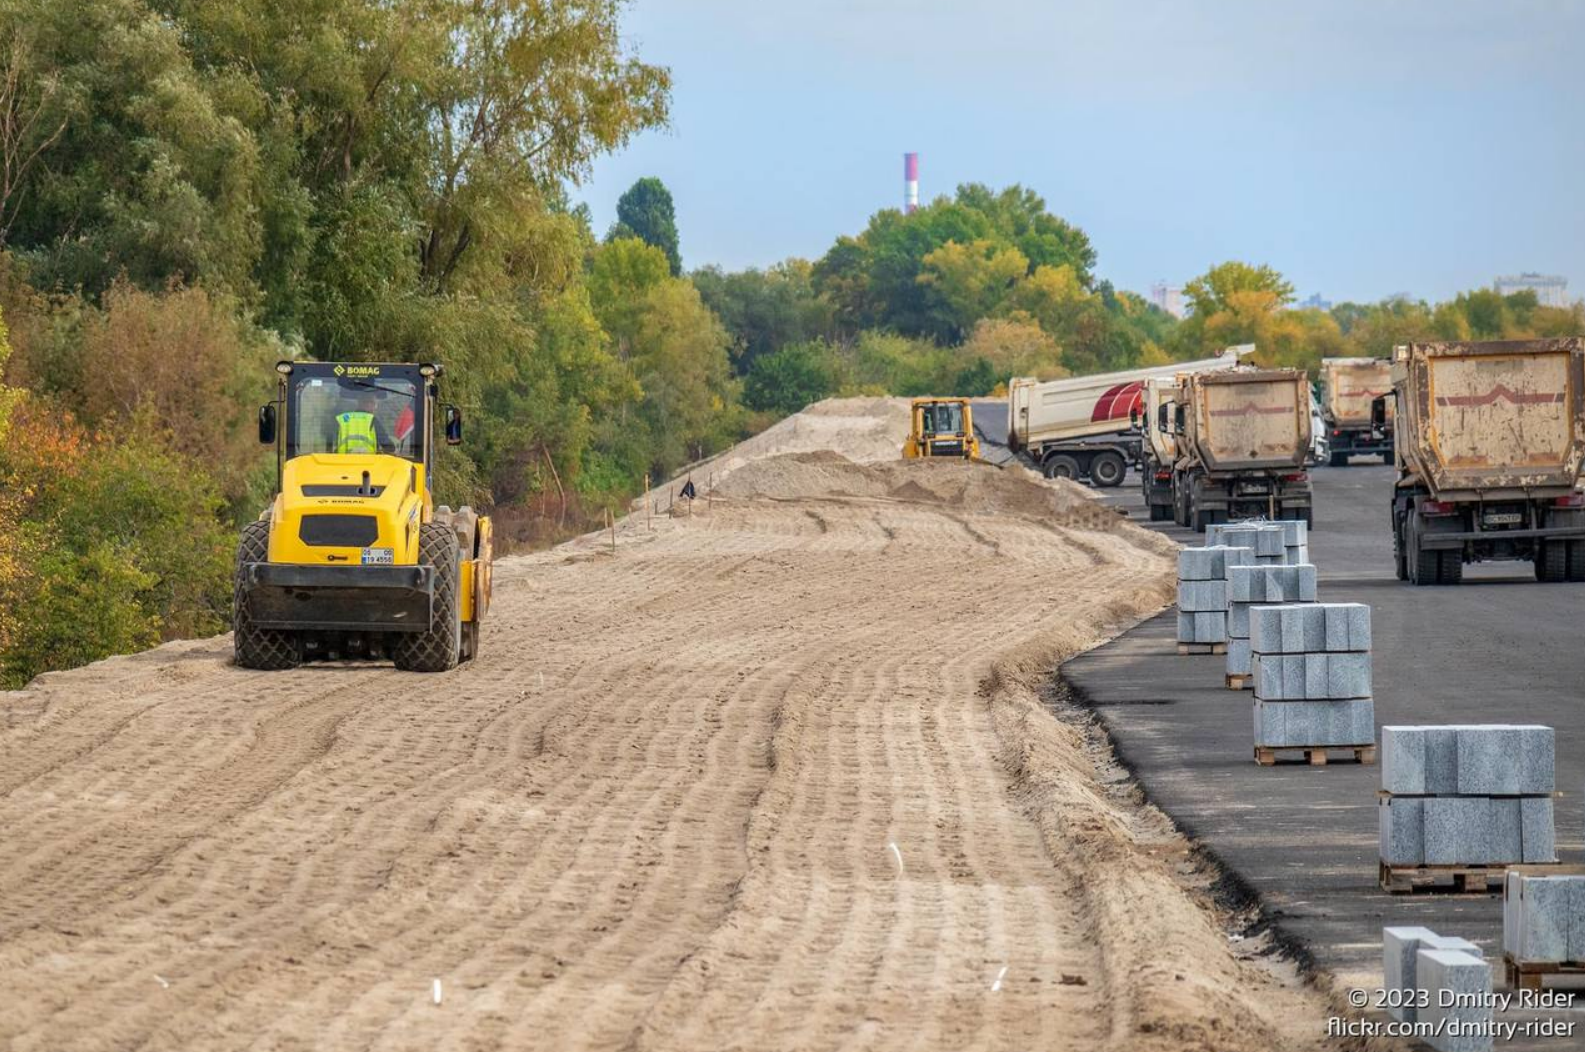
233;361;493;671
904;398;980;460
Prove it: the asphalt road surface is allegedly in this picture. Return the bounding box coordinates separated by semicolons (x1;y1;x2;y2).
1064;462;1585;1048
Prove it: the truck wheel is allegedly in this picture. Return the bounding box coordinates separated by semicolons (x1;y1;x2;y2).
1436;551;1464;585
1394;538;1408;581
1149;502;1170;522
233;520;301;670
1568;541;1585;582
1043;454;1080;480
1090;451;1126;488
393;524;461;672
1411;545;1440;586
1534;541;1569;583
1329;452;1349;467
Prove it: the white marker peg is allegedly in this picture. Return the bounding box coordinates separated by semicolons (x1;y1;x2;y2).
432;978;442;1005
991;965;1008;992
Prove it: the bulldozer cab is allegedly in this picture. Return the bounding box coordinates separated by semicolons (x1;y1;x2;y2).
904;398;980;459
259;362;461;486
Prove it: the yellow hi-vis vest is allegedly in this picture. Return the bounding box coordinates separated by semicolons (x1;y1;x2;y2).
335;411;377;454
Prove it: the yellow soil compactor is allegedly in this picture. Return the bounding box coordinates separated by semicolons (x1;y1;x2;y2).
233;361;492;671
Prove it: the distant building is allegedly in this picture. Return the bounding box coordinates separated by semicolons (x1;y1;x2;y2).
1149;282;1186;318
1494;272;1570;308
1299;293;1332;311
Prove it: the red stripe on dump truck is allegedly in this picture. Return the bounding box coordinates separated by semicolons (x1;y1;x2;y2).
1435;384;1565;408
1091;381;1145;422
1208;402;1290;417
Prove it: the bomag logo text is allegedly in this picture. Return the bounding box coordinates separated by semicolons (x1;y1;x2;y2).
333;364;382;378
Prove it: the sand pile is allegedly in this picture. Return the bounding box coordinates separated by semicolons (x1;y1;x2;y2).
676;397;912;491
713;450;1128;532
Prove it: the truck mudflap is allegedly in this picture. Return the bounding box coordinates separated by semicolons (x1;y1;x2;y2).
241;563;434;632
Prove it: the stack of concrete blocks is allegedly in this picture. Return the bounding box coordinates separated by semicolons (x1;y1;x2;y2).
1378;725;1556;869
1225;562;1318;686
1205;522;1286;566
1175;545;1252;648
1248;603;1375;753
1206;519;1308;565
1504;870;1585;966
1382;926;1492;1051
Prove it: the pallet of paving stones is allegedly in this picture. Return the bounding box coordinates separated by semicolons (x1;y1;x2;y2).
1503;955;1585;991
1254;744;1374;767
1379;861;1511;895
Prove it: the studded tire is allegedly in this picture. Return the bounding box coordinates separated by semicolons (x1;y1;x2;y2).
393;524;461;673
233;520;301;670
1535;540;1569;583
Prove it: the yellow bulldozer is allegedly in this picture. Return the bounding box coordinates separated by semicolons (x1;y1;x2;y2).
902;397;981;460
233;361;492;672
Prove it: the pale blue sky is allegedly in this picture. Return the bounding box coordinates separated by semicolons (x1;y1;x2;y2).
581;0;1585;305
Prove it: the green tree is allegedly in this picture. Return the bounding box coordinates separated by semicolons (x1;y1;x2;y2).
611;176;681;275
692;259;833;373
743;341;840;414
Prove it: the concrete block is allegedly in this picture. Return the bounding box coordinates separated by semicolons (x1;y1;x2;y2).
1423;798;1523;866
1178;545;1241;582
1423;797;1488;865
1176;610;1227;644
1380;796;1425;866
1250;653;1370;700
1508;875;1575;963
1487;798;1522;865
1228;600;1250;639
1415;949;1493;1052
1176;579;1228;612
1520;797;1557;863
1381;726;1426;795
1214;524;1285;557
1259;698;1373;747
1383;925;1438;1022
1455;726;1523;795
1226;636;1252;676
1228;564;1318;603
1252;698;1283;747
1270;519;1308;547
1321;603;1372;651
1251;603;1369;654
1518;725;1555;795
1425;727;1459;796
1573;880;1585;961
1284;543;1309;566
1326;651;1372;699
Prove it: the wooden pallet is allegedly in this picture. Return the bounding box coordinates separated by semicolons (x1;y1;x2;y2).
1178;642;1227;655
1379;860;1507;895
1255;744;1375;767
1503;954;1585;991
1225;673;1251;690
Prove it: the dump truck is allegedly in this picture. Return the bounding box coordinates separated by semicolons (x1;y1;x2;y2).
1318;356;1394;465
1171;369;1314;529
1138;375;1183;520
1386;339;1585;585
1006;346;1249;486
234;361;493;670
903;397;980;459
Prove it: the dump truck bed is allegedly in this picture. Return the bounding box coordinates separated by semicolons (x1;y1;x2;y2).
1319;357;1393;427
1185;370;1310;473
1394;339;1585;497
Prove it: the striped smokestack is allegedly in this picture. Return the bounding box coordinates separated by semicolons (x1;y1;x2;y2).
904;152;919;214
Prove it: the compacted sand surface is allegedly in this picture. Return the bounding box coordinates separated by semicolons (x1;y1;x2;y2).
0;400;1334;1051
